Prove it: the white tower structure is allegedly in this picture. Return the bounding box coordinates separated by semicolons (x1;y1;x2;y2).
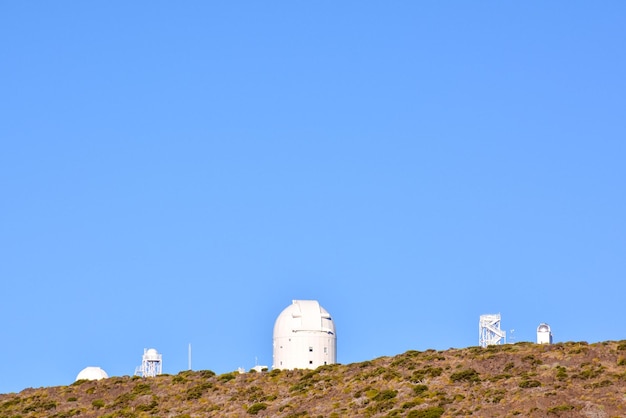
479;314;506;347
537;323;553;344
273;300;336;370
75;366;108;381
134;348;163;377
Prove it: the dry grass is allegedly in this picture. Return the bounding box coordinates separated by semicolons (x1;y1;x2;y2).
2;340;626;417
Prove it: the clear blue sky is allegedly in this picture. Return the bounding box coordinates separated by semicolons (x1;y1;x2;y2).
1;2;625;394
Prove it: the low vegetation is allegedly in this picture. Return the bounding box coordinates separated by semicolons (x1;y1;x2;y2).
1;340;626;417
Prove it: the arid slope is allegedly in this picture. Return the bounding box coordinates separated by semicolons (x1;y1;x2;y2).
1;340;626;417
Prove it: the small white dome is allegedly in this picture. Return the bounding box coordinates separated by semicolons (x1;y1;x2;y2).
537;323;550;332
76;366;108;381
145;348;160;360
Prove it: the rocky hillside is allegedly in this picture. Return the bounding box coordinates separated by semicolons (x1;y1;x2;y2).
1;340;626;418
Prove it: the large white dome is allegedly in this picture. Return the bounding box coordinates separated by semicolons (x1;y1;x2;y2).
274;300;336;337
76;366;108;381
273;300;336;370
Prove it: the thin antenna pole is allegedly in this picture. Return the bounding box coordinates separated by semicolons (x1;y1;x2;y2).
188;343;192;370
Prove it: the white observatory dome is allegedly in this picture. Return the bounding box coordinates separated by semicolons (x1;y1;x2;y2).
75;366;108;381
135;348;163;377
145;348;160;361
537;323;553;344
273;300;336;370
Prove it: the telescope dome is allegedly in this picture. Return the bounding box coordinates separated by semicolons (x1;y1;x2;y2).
76;366;108;381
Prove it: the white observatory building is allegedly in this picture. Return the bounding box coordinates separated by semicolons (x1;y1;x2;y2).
273;300;336;370
135;348;163;377
537;323;553;344
75;366;108;381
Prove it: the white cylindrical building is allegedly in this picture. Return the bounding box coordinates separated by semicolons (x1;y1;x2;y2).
537;323;553;344
273;300;336;370
76;366;108;381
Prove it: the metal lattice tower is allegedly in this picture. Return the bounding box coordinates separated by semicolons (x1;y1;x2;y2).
134;348;162;377
479;314;506;347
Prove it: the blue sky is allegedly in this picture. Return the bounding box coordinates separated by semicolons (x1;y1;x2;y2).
1;2;625;393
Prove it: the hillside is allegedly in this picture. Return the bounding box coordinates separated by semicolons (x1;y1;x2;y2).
1;340;626;418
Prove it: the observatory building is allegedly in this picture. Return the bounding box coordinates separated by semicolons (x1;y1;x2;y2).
75;366;108;381
537;323;553;344
134;348;163;377
273;300;336;370
479;313;506;347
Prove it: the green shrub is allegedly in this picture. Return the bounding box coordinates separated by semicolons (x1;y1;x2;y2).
407;406;445;418
217;372;237;383
363;388;378;399
574;365;605;380
91;399;105;409
373;389;397;401
359;360;373;368
365;367;387;378
199;370;216;378
450;369;480;383
491;394;504;403
590;379;612;388
568;343;589;354
136;400;159;412
110;392;135;408
244;386;265;403
365;398;396;414
289;381;313;393
22;399;57;413
402;400;421;409
132;382;151;395
519;379;541;388
410;367;443;382
172;375;187;384
300;370;319;381
522;355;543;366
0;397;21;409
547;404;575;414
186;382;213;400
383;369;402;380
247;402;268;415
53;408;83;417
413;384;428;396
